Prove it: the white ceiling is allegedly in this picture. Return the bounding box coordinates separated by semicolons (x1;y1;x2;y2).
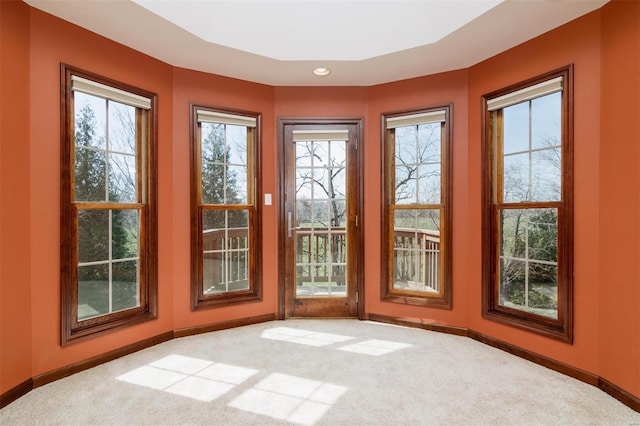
25;0;609;86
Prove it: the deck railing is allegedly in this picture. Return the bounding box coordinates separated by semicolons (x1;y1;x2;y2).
295;227;347;285
393;228;441;293
200;225;440;293
202;227;249;293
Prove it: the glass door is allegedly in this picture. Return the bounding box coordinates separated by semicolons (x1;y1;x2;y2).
282;123;360;317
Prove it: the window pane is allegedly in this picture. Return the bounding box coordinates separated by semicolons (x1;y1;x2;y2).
112;260;139;312
416;208;440;232
227;165;248;204
108;101;136;154
201;123;223;163
532;92;561;150
531;149;561;202
202;209;250;295
109;153;136;203
395;166;417;204
201;161;225;204
417;123;441;163
499;258;526;308
392;209;441;293
78;263;109;321
203;209;225;231
78;209;109;262
528;262;558;318
503;152;529;202
75;147;107;202
527;208;558;263
112;209;139;260
229;209;248;229
74;92;106;150
395;126;417;164
203;210;226;294
503;102;529;154
500;209;526;259
226;125;247;165
417;164;441;205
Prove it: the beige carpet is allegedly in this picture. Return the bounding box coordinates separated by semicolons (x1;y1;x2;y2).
1;319;639;425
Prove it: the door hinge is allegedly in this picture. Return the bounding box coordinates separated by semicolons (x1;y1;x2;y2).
356;291;359;304
355;138;358;150
355;215;358;227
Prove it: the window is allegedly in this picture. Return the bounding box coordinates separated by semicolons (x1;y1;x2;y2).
381;105;452;308
190;105;261;309
61;64;158;344
482;66;573;342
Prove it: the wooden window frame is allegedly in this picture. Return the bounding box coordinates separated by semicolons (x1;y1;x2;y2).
481;66;574;343
381;104;453;309
190;104;262;310
60;64;158;345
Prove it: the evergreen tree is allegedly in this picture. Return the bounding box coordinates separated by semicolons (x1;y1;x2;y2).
201;124;244;230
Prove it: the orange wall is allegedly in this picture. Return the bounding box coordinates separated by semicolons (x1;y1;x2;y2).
27;8;175;377
1;0;33;393
366;70;470;326
1;0;639;402
467;6;603;375
599;0;640;396
171;68;277;329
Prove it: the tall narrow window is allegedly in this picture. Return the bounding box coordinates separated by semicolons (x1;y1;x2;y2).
482;66;573;342
382;105;452;308
61;64;158;344
191;105;261;309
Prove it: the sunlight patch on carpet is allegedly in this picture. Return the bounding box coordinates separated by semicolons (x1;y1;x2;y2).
228;372;348;425
337;339;413;356
116;354;258;402
261;327;354;347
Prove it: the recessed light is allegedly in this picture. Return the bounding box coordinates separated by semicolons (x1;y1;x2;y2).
313;67;331;76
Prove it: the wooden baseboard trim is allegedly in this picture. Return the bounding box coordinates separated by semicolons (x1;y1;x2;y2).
367;313;468;336
367;314;639;414
32;331;174;388
0;379;33;409
466;329;599;386
599;377;640;412
173;313;277;338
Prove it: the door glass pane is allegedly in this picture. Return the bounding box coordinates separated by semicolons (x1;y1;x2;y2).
295;139;347;297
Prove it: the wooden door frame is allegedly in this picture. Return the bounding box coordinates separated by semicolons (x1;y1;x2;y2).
277;117;365;320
